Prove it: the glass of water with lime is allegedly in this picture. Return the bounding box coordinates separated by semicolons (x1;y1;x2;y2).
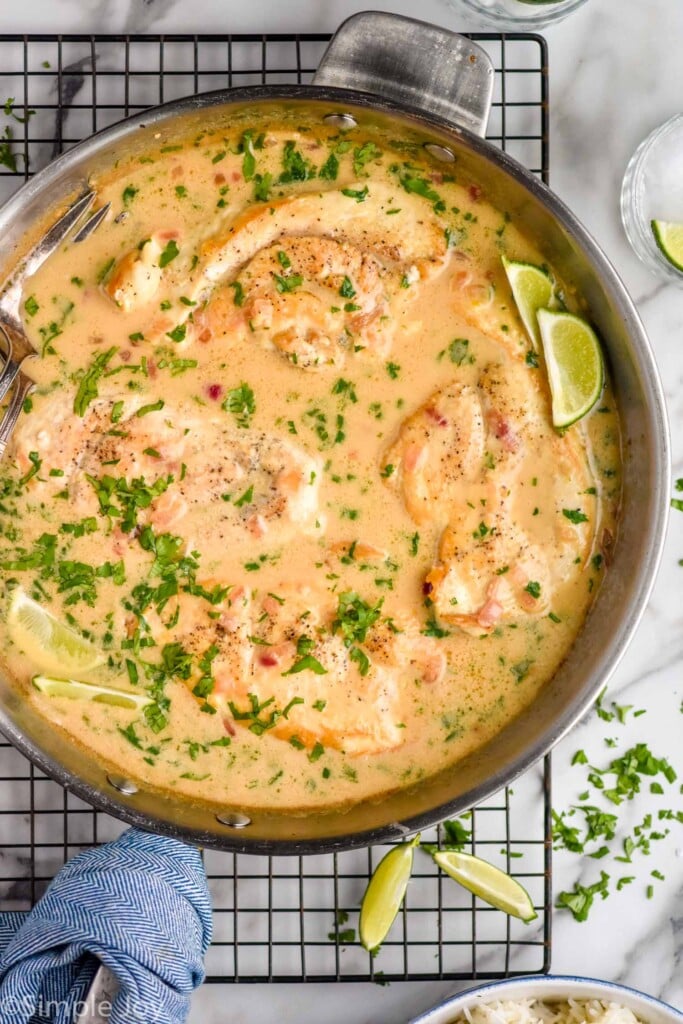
621;115;683;284
445;0;590;30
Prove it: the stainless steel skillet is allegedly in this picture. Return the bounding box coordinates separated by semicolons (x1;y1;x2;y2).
0;13;669;854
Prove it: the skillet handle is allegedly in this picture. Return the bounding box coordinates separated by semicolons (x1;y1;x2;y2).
313;12;494;138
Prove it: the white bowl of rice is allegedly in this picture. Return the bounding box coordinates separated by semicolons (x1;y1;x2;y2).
410;976;683;1024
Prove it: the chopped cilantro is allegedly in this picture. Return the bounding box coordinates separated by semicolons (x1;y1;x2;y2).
283;635;328;676
18;451;42;487
332;591;383;675
158;240;180;268
353;141;382;176
331;378;358;404
319;151;339;181
441;819;472;850
349;646;370;675
222;382;255;428
447;338;473;365
253;173;272;202
422;616;450;639
87;471;172;533
563;508;589;524
399;174;441;207
339;276;356;299
228;692;299;736
273;272;303;294
341;185;368;202
73;346;118;416
166;324;187;344
135;399;164;417
332;591;382;647
556;872;610;922
95;258;115;284
229;281;245;306
279;141;315;183
511;659;533;683
239;130;257;180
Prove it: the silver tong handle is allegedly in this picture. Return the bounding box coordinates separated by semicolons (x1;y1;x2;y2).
0;369;35;460
0;327;21;406
0;184;105;453
0;189;95;334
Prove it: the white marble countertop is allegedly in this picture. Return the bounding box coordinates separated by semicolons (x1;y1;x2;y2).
1;1;682;1021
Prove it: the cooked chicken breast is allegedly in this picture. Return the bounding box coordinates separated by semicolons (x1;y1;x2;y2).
383;361;597;634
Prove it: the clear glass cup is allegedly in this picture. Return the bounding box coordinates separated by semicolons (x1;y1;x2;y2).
444;0;590;31
621;114;683;284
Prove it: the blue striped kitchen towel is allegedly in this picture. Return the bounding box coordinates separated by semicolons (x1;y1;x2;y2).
0;828;212;1024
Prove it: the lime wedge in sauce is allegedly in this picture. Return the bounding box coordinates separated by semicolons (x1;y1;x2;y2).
8;589;105;677
33;675;152;710
502;256;555;348
537;308;604;428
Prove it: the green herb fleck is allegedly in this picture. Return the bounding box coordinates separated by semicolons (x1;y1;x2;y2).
273;272;304;294
319;151;339;181
341;185;369;203
563;508;589;524
73;346;118;416
158;239;180;268
222;382;255;428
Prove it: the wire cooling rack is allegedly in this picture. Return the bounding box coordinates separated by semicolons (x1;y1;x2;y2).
0;32;551;982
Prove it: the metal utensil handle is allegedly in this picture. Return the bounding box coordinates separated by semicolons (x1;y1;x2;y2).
0;188;95;334
0;326;21;406
0;370;35;460
313;12;494;137
0;363;20;406
75;963;121;1024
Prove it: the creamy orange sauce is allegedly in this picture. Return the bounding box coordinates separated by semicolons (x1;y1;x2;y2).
0;112;621;813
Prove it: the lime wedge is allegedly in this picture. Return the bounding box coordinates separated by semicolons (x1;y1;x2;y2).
651;220;683;273
33;675;152;710
7;589;105;677
432;849;537;922
537;308;604;428
359;834;420;953
501;256;555;349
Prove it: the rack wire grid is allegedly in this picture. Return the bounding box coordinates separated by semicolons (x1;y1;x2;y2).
0;32;551;983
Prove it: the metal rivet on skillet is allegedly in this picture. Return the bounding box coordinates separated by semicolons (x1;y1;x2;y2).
106;774;138;796
424;143;455;163
216;811;251;829
322;112;357;129
388;821;412;838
